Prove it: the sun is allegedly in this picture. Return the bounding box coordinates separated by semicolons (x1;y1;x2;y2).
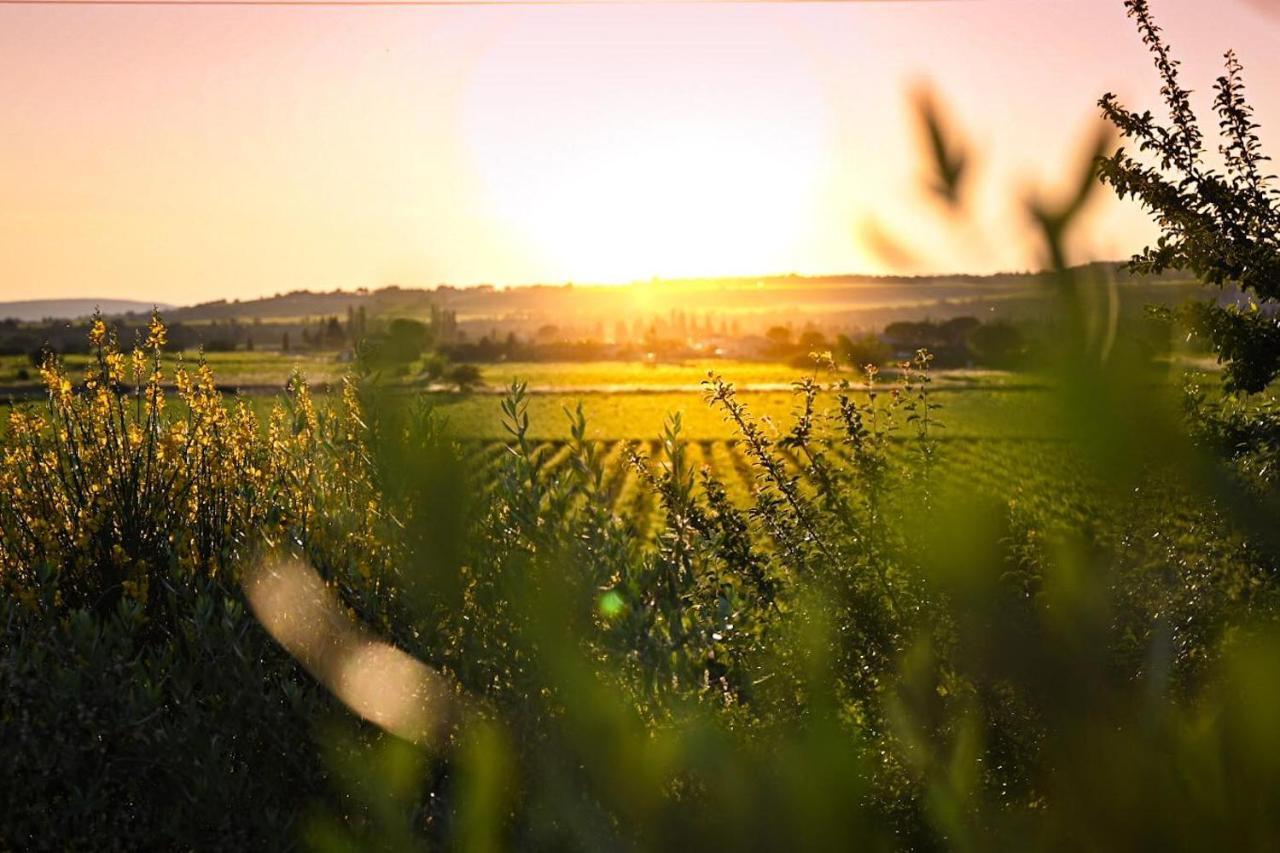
463;15;829;282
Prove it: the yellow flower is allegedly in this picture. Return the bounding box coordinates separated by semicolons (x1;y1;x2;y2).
145;312;167;350
106;351;126;384
131;347;147;383
89;318;108;349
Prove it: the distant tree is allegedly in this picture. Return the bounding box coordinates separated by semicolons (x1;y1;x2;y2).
837;333;891;369
282;332;291;353
445;363;483;392
798;330;828;352
966;321;1027;368
1099;0;1280;392
359;318;429;369
246;335;254;352
322;316;345;349
883;321;938;349
386;318;429;363
420;353;449;383
940;316;982;345
765;326;792;348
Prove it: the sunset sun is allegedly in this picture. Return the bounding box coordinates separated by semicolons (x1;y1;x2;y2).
463;16;829;281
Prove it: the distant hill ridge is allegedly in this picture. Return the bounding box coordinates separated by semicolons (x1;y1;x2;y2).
165;263;1193;324
2;264;1199;327
0;299;169;323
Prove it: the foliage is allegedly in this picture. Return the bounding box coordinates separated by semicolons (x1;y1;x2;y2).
0;581;335;852
836;332;892;369
0;315;408;849
965;321;1027;368
419;351;449;383
0;313;387;620
360;317;431;369
444;362;483;392
4;294;1280;848
1098;0;1280;393
289;324;1280;849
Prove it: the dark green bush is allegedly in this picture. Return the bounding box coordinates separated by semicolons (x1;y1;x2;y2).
0;577;335;851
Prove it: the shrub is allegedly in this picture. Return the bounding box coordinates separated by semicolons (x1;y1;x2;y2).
444;363;483;392
0;584;334;851
966;320;1027;367
0;316;396;848
1099;0;1280;393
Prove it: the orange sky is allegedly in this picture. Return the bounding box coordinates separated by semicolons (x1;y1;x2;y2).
1;0;1278;304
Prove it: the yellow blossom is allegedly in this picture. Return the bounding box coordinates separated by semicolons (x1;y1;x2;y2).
145;312;167;350
88;317;108;349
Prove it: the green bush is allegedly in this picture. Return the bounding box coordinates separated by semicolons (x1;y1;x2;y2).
0;579;335;851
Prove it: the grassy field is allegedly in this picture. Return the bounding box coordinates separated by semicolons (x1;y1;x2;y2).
2;353;1026;392
462;359;1027;391
0;351;1141;443
0;349;350;390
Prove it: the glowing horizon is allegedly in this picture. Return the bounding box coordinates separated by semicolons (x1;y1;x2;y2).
2;0;1278;303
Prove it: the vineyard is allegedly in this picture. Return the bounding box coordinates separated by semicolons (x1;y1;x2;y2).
459;434;1096;536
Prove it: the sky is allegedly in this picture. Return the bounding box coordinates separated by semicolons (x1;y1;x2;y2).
1;0;1278;304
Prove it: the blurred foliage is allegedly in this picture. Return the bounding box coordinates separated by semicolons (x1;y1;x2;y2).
0;579;335;851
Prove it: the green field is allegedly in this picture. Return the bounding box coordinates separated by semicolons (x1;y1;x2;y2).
2;353;1026;392
461;359;1026;391
0;348;1175;532
0;351;1151;446
0;349;350;390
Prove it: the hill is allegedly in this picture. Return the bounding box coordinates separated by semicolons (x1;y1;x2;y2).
163;265;1214;339
0;299;169;323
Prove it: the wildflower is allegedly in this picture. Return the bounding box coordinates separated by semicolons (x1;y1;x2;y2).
89;317;108;349
40;360;71;403
131;347;148;384
145;311;167;350
106;351;126;384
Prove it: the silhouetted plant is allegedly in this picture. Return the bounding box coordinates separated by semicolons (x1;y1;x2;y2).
1099;0;1280;392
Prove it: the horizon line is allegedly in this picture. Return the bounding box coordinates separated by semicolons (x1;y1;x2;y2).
2;261;1147;310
